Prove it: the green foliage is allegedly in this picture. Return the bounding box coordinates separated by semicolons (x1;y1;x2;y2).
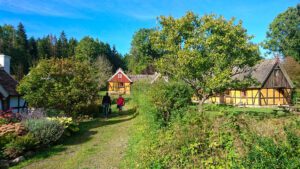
125;28;161;74
75;36;101;61
242;134;300;168
25;118;64;145
3;134;38;158
124;82;300;168
75;36;124;70
0;133;17;159
0;23;123;80
17;58;99;116
47;117;79;136
123;82;238;168
151;12;260;111
264;4;300;61
149;81;193;124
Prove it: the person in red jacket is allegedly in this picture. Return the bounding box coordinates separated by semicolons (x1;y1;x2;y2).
116;95;125;112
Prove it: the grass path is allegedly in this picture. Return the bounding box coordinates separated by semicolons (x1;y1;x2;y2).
12;104;137;169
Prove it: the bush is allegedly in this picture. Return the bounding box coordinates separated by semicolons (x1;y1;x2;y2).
149;81;193;124
3;134;38;158
25;119;64;145
0;134;16;159
80;103;100;118
47;117;79;136
17;58;99;117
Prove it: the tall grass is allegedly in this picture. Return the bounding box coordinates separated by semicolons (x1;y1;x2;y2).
122;82;300;168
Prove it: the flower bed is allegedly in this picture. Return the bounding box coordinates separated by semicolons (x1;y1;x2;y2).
0;109;80;166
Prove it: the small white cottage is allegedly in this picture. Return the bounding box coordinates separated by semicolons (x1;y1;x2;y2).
0;54;26;113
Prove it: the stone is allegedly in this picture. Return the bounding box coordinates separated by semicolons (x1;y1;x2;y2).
10;156;25;165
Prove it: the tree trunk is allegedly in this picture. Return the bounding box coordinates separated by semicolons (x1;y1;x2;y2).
198;97;206;115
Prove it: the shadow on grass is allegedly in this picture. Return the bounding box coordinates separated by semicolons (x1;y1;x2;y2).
63;107;138;146
16;107;138;167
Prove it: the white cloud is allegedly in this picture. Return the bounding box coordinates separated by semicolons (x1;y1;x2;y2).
0;0;90;19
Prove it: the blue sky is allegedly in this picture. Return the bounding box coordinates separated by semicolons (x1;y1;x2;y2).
0;0;298;55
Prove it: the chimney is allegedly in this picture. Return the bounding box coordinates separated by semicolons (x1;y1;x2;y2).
0;54;11;74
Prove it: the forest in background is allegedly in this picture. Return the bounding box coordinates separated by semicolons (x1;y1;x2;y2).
0;23;125;80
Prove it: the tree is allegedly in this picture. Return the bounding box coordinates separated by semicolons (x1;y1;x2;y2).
28;37;38;66
93;56;113;88
56;31;68;58
127;28;161;74
282;56;300;88
75;36;100;61
151;12;260;112
0;24;15;55
68;38;78;59
17;58;99;116
37;36;52;59
264;4;300;61
13;23;29;80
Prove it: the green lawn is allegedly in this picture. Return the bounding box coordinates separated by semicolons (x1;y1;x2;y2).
11;99;137;169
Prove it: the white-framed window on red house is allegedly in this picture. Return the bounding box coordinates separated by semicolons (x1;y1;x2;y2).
118;73;122;79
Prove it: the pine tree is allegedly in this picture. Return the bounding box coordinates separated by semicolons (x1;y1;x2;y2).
13;22;29;79
28;37;38;66
68;38;78;59
57;31;68;58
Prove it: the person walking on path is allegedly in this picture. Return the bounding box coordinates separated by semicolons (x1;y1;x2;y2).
116;95;125;112
102;92;111;118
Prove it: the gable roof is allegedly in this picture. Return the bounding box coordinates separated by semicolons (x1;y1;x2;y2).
0;68;19;96
108;68;132;83
233;59;294;88
128;73;159;82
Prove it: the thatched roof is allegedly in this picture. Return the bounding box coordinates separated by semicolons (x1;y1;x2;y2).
0;68;19;97
233;58;294;88
129;73;159;83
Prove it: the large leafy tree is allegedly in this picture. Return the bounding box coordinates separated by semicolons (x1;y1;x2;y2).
126;28;161;74
151;12;260;112
264;4;300;61
75;36;100;61
17;58;100;116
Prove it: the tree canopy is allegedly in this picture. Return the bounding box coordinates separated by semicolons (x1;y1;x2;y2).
17;58;104;116
264;4;300;61
0;23;124;80
150;12;260;111
125;28;161;74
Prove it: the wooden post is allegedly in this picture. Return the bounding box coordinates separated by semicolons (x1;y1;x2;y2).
258;89;261;106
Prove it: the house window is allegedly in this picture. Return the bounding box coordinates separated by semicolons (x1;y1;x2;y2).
2;99;9;111
118;73;122;78
241;90;247;97
118;82;124;88
224;90;230;96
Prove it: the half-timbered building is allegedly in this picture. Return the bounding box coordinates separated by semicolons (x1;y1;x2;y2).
209;58;294;106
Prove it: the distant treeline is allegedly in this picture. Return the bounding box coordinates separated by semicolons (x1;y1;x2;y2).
0;23;125;80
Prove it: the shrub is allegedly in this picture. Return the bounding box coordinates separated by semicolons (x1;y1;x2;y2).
0;134;16;159
17;58;99;117
3;134;38;158
47;117;79;136
80;103;100;118
25;119;64;145
149;81;193;124
19;108;46;120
